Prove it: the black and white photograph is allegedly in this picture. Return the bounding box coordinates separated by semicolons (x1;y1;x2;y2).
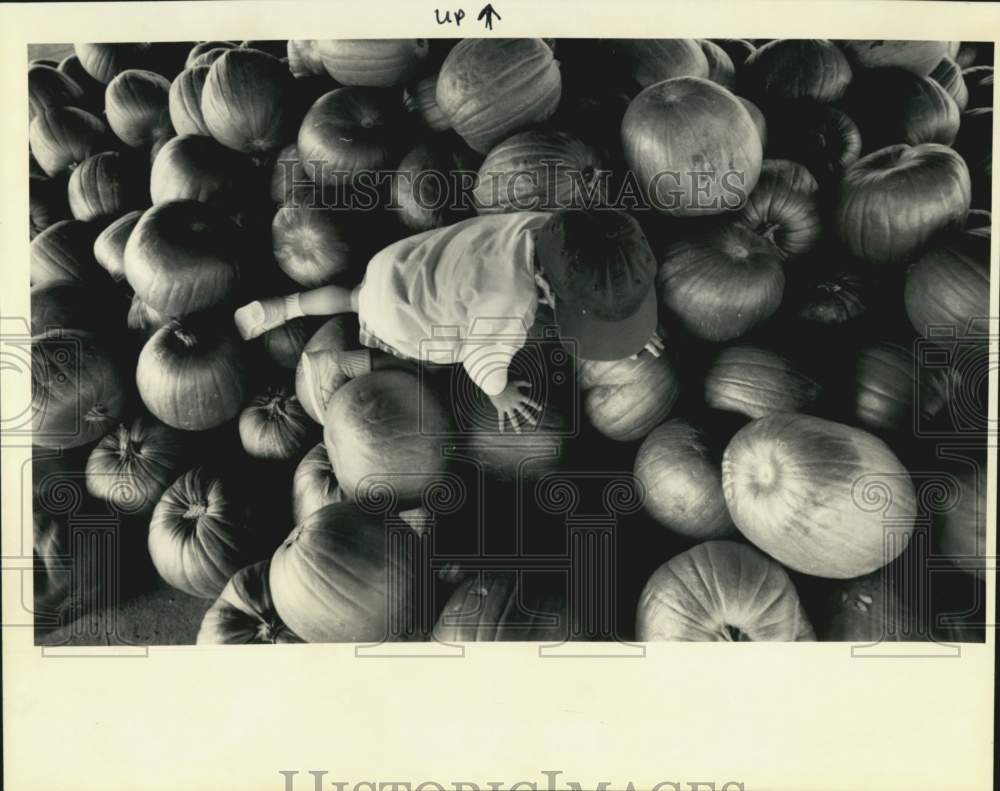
2;2;997;790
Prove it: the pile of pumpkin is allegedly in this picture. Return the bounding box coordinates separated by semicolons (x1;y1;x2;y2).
28;38;991;644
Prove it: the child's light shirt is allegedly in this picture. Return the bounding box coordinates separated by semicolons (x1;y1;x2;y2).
356;212;551;397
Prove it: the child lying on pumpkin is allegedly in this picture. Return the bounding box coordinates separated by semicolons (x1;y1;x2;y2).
234;208;663;431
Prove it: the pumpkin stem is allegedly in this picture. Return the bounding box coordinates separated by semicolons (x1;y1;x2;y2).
173;326;198;348
117;423;132;457
184;502;208;519
722;624;752;642
256;621;276;642
758;222;781;242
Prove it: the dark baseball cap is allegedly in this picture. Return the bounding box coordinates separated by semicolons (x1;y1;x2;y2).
534;209;658;361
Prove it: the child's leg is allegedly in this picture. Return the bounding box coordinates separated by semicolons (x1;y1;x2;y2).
234;284;360;340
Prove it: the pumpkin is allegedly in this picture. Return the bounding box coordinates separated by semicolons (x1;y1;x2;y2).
608;39;710;90
262;317;316;370
292;442;344;525
963;65;993;109
323;370;454;510
67;150;147;223
85;416;188;516
737;97;768;149
28;64;86;119
271;206;357;287
238;387;315;461
473;129;609;214
105;69;173;147
934;462;987;580
185;41;237;69
267;143;320;207
29;173;70;239
904;229;990;342
403;72;450;131
704;344;822;419
434;571;575;642
807;568;922;642
93;209;141;281
711;39;756;69
722;413;917;578
287;40;326;78
833;143;971;268
196;559;303;644
269;502;416;642
149;134;251;207
127;294;168;337
633;419;734;540
29;105;108;177
74;43;157;84
577;352;681;443
148;467;259;598
124;200;243;317
622;77;763;216
201;49;294;155
838;40;952;76
136;314;247;431
792;267;870;333
929;56;969;111
316;39;429;87
743;39;853;104
953;107;993;209
846;67;960;150
636;541;815;641
189;47;232;70
30;282;117;336
392;137;481;231
168;65;212;136
295;315;361;423
766;101;863;182
657;220;784;342
31;329;128;449
436;38;562;154
699;40;736;89
31;219;104;288
736;159;822;259
58;54;106;106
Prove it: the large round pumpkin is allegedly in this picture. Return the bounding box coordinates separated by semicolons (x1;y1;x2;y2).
636;541;815;641
67;150;147;223
633;419;734;540
316;39;429;87
622;77;763;216
28;64;86;119
168;65;212;137
742;39;853;103
238;387;315;461
30;219;104;288
271;206;357;287
136;314;247;431
657;220;785;342
833;143;971;268
149;134;251;207
29;105;108;177
292;442;344;525
93;209;141;282
436;38;562;154
197;559;303;644
269;501;416;643
31;329;129;449
722;413;917;578
323;370;454;510
105;69;173;148
838;40;951;76
201;49;294;155
148;467;260;598
704;344;822;419
124;200;242;317
930;56;970;111
766;101;863;183
391;137;481;231
576;352;681;443
736;159;822;259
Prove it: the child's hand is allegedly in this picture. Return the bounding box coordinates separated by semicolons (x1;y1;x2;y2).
488;380;542;433
630;329;664;360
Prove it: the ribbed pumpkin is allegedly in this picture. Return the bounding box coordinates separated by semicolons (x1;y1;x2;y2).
833;143;971;268
711;39;757;68
699;40;736;89
743;39;852;103
403;72;450;131
736;159;822;259
29;105;108;177
29;173;70;239
838;40;951;76
637;541;815;641
189;47;232;70
622;77;763;216
67;150;147;222
124;200;242;317
168;65;212;136
85;416;188;516
657;220;785;342
930;56;970;111
904;230;990;342
271;206;357;288
577;352;681;443
292;442;344;525
608;39;709;90
105;69;173;147
197;559;303;644
238;387;315;461
185;41;237;69
93;209;141;281
136;314;247;431
127;294;168;337
323;370;454;509
436;38;562;154
722;413;917;578
30;219;104;288
295;315;361;423
269;502;416;643
287;40;326;78
28;64;86;119
704;344;822;419
316;39;429;86
934;462;987;580
74;43;157;83
473;129;609;214
149;134;251;207
201;49;294;155
633;419;734;540
31;329;128;449
766;101;863;182
391;137;481;232
148;467;259;598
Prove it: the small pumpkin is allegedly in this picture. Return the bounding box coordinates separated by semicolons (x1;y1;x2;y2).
391;137;481;231
722;413;917;578
196;559;303;644
238;387;315;461
136;314;248;431
838;40;951;76
699;40;736;89
148;467;259;598
31;219;104;288
28;64;86;119
67;150;148;223
766;101;863;182
287;40;326;78
292;442;344;525
185;41;237;69
74;43;157;84
271;206;357;288
436;38;562;154
736;159;822;259
149;134;251;207
833;143;971;268
704;344;822;419
608;39;710;90
403;72;451;131
29;173;70;239
105;69;173;148
124;200;243;317
294;315;362;423
316;39;429;87
29;105;108;177
929;56;970;111
93;209;141;281
743;39;853;104
637;541;815;641
792;267;870;334
168;65;212;136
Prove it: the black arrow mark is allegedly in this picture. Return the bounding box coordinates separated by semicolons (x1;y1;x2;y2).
477;3;501;30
